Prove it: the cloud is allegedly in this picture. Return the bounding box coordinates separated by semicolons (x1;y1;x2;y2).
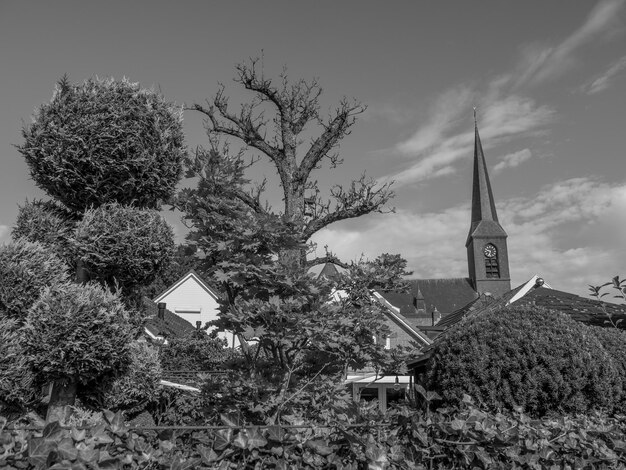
493;149;532;174
514;0;626;87
385;91;554;187
582;55;626;94
311;178;626;298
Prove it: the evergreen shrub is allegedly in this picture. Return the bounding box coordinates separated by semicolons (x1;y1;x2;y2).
12;200;75;262
18;76;185;211
71;203;174;292
0;239;69;320
425;306;618;416
99;342;162;417
0;317;38;416
22;282;134;387
589;325;626;414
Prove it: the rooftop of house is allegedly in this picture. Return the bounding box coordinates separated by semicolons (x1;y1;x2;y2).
143;297;197;339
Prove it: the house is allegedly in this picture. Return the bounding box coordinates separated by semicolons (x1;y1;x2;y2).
152;269;237;347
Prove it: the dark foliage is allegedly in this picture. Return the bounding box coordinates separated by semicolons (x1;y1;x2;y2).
426;305;619;416
12;199;76;264
71;203;175;296
18;76;185;212
0;317;39;416
22;281;134;386
159;331;234;372
0;239;70;321
5;399;626;469
590;325;626;413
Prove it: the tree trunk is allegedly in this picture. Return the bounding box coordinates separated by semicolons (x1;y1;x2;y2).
46;379;77;422
279;179;308;271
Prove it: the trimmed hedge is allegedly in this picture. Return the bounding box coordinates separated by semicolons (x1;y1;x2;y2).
18;76;185;212
99;342;163;417
12;199;75;263
71;203;174;292
0;239;70;320
0;317;38;416
426;305;619;416
22;282;134;386
590;326;626;414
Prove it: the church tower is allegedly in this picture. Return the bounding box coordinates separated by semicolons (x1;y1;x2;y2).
466;111;511;297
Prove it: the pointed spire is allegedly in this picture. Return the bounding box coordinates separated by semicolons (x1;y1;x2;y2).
468;109;501;236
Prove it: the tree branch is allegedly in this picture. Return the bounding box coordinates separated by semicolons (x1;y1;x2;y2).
297;99;365;183
303;175;394;239
192;98;282;164
305;255;349;269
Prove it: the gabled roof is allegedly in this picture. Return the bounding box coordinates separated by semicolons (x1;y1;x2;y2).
372;291;432;347
378;278;479;316
512;286;626;328
143;297;196;339
153;269;220;303
316;262;342;281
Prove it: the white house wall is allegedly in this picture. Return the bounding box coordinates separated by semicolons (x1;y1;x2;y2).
155;274;236;347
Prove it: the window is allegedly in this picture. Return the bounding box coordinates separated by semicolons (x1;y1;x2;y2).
485;258;499;278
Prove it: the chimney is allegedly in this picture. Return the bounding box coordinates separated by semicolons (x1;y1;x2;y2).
196;321;202;330
157;302;166;320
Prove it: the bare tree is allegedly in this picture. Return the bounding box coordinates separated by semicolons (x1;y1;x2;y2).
190;58;394;269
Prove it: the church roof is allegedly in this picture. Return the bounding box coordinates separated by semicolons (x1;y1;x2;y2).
466;113;507;245
378;277;479;316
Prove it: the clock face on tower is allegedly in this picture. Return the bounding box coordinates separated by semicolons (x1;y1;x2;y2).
483;244;497;258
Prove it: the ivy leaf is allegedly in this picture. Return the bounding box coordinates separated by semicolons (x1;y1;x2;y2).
56;438;78;461
305;439;333;456
213;429;233;451
246;427;267;449
265;426;285;442
232;432;248;449
103;411;127;436
42;421;64;440
198;445;219;464
77;448;99;464
70;428;86;442
28;437;56;469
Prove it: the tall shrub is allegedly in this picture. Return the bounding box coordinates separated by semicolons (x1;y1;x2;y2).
0;239;69;320
71;203;174;294
0;317;38;416
18;76;185;212
22;282;134;420
12;200;75;263
426;306;618;416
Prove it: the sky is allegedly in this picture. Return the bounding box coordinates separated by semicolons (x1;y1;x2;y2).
0;1;625;298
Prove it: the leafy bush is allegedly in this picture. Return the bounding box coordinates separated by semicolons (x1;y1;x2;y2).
22;281;134;386
18;76;185;212
11;199;75;263
0;317;39;416
5;400;626;469
71;203;174;293
425;305;618;416
98;342;162;417
159;331;233;371
0;239;69;320
590;326;626;414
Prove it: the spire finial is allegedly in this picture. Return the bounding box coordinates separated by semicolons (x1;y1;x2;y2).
473;106;477;126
